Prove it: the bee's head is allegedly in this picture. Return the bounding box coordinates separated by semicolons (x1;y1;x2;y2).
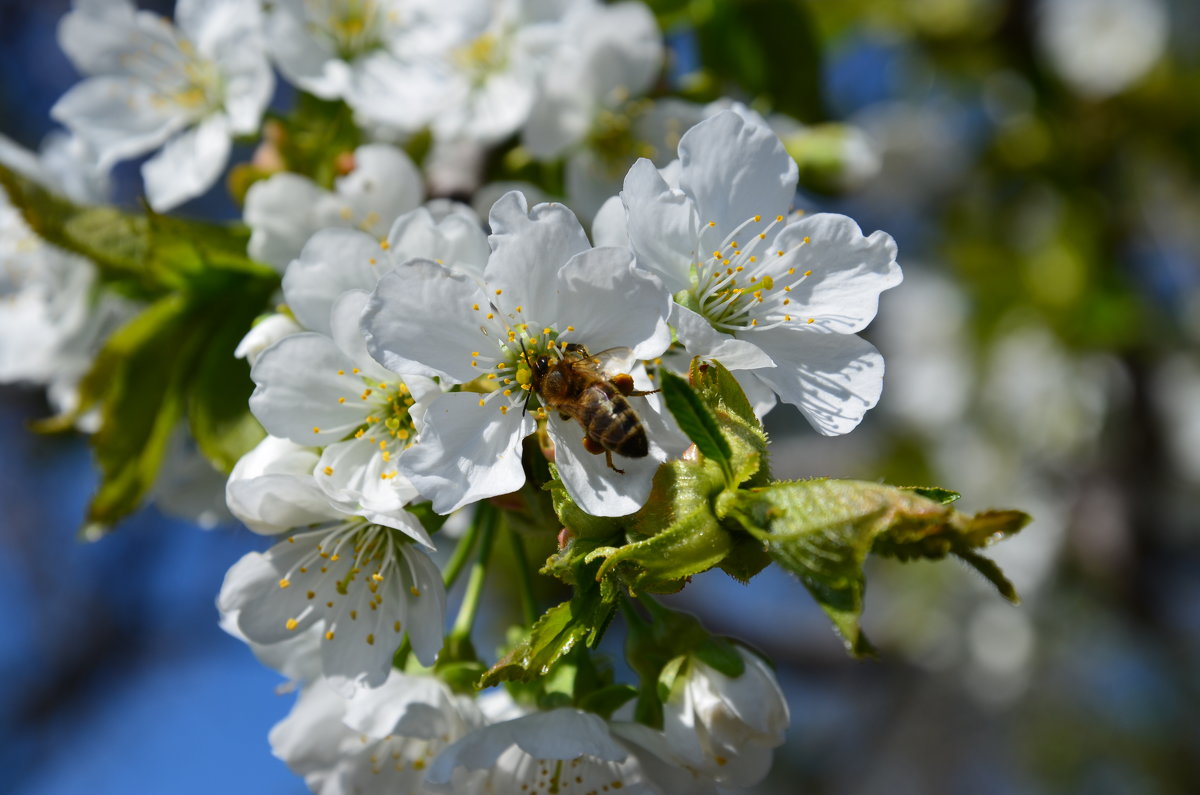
531;355;551;379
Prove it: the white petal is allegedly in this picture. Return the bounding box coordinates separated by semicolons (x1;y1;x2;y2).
485;191;590;318
677;110;797;237
770;214;902;333
244;173;327;271
226;436;343;534
620;158;697;293
281;227;392;336
750;328;886;435
235;313;304;364
141;115;232;211
398;392;533;514
219;546;321;643
361;262;505;383
327;290;393;382
264;0;345;98
397;546;448;666
591;194;629;248
316;438;418;520
386;205;490;281
554;246;672;359
50;77;180;169
669;303;775;370
249;332;376;444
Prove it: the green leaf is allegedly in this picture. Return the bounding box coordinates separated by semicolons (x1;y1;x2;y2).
0;162;265;297
903;486;961;505
689;357;770;486
659;368;734;484
186;300;268;475
577;684;638;720
480;582;618;687
589;504;735;594
737;479;1029;656
83;295;199;536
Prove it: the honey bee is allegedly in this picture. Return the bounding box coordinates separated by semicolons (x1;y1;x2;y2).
523;342;654;474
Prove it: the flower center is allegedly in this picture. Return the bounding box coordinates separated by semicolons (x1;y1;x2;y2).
690;214;815;332
586;101;656;178
466;301;583;419
277;522;419;642
311;0;389;60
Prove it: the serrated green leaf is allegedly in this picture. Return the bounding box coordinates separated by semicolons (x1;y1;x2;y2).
689;357;771;486
660;368;734;483
480;585;617;687
737;479;1029;657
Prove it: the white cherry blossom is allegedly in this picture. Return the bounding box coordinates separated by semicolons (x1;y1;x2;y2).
359;0;576;145
244;143;424;271
51;0;273;211
271;672;483;794
361;191;686;517
618;110;902;434
218;436;445;691
659;646;789;788
424;707;667;794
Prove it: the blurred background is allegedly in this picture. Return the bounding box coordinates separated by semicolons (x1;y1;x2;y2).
2;0;1199;792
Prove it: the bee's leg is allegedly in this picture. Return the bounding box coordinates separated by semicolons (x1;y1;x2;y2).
604;450;625;474
611;373;660;397
582;436;625;473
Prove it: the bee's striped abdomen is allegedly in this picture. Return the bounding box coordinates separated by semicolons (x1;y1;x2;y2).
579;385;649;458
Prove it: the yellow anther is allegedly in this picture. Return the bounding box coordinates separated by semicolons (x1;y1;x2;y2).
369;258;376;265
286;618;298;631
379;240;390;250
366;633;375;645
410;586;421;596
500;405;509;414
807;317;815;324
785;315;792;321
306;590;314;599
787;267;795;275
338;397;346;404
708;221;716;227
352;368;360;374
312;426;321;434
751;318;759;326
713;251;722;259
279;578;290;589
486;312;494;319
337;369;345;375
783;298;791;305
350;610;357;620
355;429;365;438
472;303;479;311
543;327;552;335
776;215;784;222
515;305;523;312
479;398;486;406
372;572;384;582
394;621;401;632
804;269;812;276
472;351;480;357
325;630;335;640
754;214;762;222
495;289;502;295
382;451;391;462
566;325;575;332
803;236;810;244
324;466;334;475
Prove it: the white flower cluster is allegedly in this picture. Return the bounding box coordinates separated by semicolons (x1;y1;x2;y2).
2;1;901;792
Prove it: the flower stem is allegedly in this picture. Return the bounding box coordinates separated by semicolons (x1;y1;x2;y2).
508;526;539;627
449;502;499;640
441;507;484;589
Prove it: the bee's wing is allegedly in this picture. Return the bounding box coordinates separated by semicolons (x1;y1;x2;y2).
578;346;637;376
